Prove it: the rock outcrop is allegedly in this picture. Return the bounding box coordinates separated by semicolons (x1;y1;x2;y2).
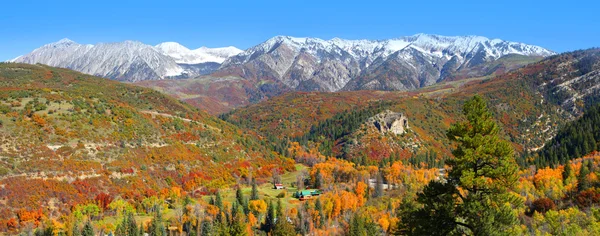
368;110;408;135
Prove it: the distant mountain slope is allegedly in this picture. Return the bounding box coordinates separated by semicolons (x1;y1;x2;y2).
13;39;242;82
141;34;553;114
217;34;554;92
155;42;242;64
0;63;294;222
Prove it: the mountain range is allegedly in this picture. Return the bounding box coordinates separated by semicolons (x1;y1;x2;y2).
217;34;554;92
12;39;242;82
11;34;555;113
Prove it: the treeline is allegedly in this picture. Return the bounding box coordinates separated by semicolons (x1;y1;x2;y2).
535;104;600;167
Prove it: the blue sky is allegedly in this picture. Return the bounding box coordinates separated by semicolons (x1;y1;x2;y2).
1;0;598;61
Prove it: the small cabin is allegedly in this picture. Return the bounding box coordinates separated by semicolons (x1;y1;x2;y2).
274;183;285;190
295;189;321;200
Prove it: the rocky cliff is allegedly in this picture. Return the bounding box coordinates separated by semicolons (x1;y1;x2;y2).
368;110;408;135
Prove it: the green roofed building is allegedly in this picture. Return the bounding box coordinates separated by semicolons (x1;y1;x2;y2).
294;189;322;200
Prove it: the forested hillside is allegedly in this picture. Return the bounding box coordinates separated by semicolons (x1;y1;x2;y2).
224;48;600;165
535;104;600;166
0;63;295;232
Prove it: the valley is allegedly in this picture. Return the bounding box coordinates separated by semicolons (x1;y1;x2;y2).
1;37;600;236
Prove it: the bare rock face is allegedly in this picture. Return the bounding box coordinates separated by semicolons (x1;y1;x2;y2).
368;110;409;135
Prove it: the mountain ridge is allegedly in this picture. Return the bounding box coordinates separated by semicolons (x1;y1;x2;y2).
218;33;554;92
12;34;556;114
12;38;243;82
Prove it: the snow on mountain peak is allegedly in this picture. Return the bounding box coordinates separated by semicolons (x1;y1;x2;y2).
155;42;242;64
44;38;79;49
229;33;554;66
56;38;76;44
155;42;192;54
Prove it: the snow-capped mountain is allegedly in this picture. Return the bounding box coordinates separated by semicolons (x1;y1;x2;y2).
13;39;242;82
218;34;555;92
155;42;242;64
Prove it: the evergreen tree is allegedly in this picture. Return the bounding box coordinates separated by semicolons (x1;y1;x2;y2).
115;211;138;236
563;163;573;181
72;221;81;236
273;220;296;236
116;220;126;236
236;187;244;205
138;224;145;236
148;208;166;236
373;173;384;198
230;203;248;236
296;205;309;235
200;220;213;236
263;200;276;233
314;169;323;189
35;224;54;236
215;191;223;210
315;198;325;228
276;198;284;220
215;221;230;236
401;95;521;235
578;161;591;192
127;211;138;236
251;178;259;200
81;221;94;236
349;213;365;236
349;213;378;236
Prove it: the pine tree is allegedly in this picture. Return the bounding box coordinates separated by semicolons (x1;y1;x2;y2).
315;198;325;228
72;222;81;236
296;208;304;234
230;203;248;236
35;225;54;236
215;191;223;210
236;187;244;205
401;95;521;235
276;198;284;220
149;208;166;236
374;173;384;198
116;219;126;236
81;221;94;236
314;169;323;189
263;200;276;233
127;211;138;236
200;220;213;236
349;213;366;236
578;161;591;192
251;178;259;200
272;218;296;236
563;163;573;181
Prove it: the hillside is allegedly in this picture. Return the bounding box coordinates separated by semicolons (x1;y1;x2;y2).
224;49;600;164
0;63;294;225
534;104;600;167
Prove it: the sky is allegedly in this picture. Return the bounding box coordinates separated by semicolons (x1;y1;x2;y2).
1;0;598;61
